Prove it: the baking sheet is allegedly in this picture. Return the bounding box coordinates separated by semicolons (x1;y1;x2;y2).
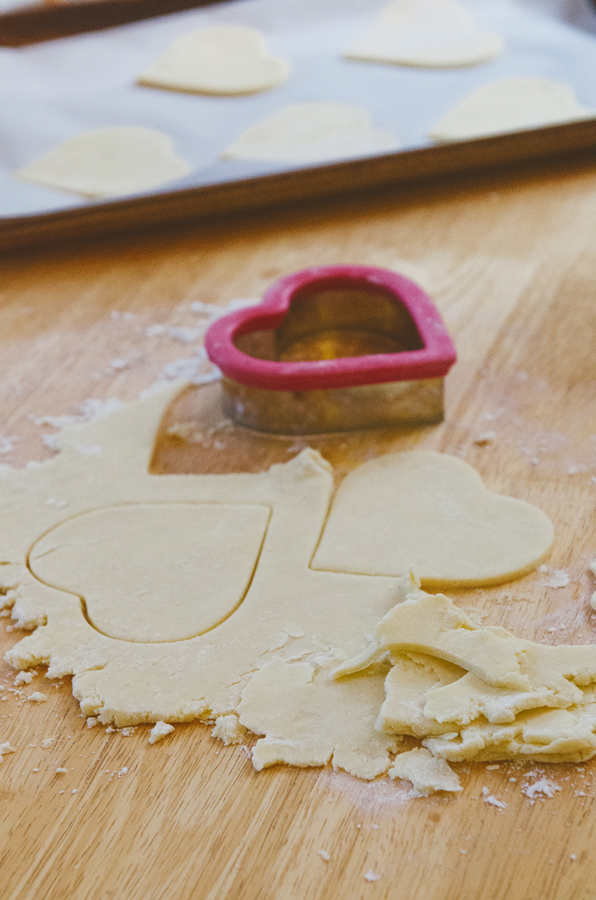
1;0;596;222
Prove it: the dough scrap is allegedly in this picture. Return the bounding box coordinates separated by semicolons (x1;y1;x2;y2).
137;25;289;96
388;747;461;794
344;0;503;69
312;451;553;588
222;103;401;164
429;78;593;143
14;127;190;200
335;580;596;769
423;700;596;763
238;658;400;780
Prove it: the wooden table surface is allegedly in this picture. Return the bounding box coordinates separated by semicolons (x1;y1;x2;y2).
2;156;596;900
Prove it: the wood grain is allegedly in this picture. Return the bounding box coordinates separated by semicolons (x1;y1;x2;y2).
2;158;596;900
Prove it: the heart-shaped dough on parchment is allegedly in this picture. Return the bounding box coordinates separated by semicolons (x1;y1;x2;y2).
312;451;553;587
137;25;289;96
344;0;503;69
14;126;190;199
429;77;593;142
223;102;401;164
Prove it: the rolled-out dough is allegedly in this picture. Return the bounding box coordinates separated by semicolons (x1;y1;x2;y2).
14;127;190;199
0;384;566;787
312;450;553;588
137;25;289;96
429;78;593;142
222;103;401;164
344;0;503;69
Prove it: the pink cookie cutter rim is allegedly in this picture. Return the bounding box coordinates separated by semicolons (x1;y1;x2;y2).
205;265;457;392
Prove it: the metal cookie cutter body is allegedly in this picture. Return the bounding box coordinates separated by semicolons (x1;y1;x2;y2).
205;265;457;434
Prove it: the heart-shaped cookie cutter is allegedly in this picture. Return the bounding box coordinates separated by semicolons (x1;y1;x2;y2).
205;265;456;434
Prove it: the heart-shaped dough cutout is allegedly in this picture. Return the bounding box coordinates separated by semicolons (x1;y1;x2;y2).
344;0;503;69
137;25;289;96
14;126;190;199
429;77;593;142
312;451;553;587
29;503;270;642
222;102;401;164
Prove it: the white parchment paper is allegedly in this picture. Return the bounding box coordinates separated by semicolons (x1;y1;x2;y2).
1;0;596;220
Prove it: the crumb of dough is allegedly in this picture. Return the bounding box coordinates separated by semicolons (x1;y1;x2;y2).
211;714;247;745
344;0;502;69
56;767;68;774
388;747;462;794
86;717;99;728
0;742;16;759
482;789;507;809
167;422;197;441
318;850;331;862
41;737;56;749
474;431;496;446
223;103;400;164
149;721;175;745
137;25;289;96
523;778;561;800
538;566;570;588
14;671;34;685
429;78;592;143
364;870;381;882
14;127;190;200
29;691;47;702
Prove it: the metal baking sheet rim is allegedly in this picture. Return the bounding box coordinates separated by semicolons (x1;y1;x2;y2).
2;116;595;253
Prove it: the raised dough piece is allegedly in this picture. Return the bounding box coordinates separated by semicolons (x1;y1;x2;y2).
424;699;596;763
351;584;596;764
137;25;289;96
14;127;190;199
388;747;461;794
344;0;502;69
312;451;554;588
222;103;401;164
429;78;593;142
335;586;596;700
238;658;400;780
